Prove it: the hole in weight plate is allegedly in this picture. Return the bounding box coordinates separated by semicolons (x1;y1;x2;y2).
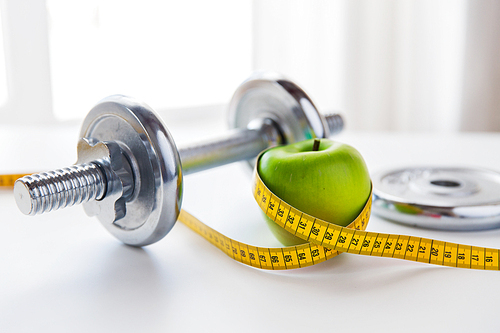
430;180;461;187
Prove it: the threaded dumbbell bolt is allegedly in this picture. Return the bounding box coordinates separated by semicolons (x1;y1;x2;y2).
324;113;344;135
14;163;106;216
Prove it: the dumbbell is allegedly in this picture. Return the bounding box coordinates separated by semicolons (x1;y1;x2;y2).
14;72;343;246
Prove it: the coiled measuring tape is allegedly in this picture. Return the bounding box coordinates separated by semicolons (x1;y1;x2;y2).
1;172;499;271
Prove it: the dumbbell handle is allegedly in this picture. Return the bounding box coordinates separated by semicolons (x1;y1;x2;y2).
179;128;271;175
179;113;342;175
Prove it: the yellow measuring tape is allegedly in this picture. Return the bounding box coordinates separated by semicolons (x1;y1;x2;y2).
0;174;30;188
2;172;499;271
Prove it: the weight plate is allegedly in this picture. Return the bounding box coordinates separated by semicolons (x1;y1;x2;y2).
80;95;182;246
372;166;500;231
228;72;329;168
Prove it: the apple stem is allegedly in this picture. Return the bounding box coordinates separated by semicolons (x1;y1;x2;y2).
312;138;321;151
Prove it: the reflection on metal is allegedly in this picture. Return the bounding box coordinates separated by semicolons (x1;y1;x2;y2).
372;167;500;231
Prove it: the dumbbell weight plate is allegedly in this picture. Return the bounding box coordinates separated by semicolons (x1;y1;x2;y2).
228;72;330;169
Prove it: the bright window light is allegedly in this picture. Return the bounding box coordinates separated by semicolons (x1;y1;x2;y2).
0;9;8;106
47;0;252;121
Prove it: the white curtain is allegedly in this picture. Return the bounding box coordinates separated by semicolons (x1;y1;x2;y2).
253;0;500;132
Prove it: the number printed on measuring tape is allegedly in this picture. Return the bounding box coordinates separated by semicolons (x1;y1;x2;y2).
1;172;499;271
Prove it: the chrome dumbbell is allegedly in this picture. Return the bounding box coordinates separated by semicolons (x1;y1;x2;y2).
14;73;343;246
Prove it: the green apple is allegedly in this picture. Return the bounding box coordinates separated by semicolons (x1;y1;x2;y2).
257;138;371;246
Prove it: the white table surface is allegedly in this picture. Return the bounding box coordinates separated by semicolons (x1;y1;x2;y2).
1;116;500;333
